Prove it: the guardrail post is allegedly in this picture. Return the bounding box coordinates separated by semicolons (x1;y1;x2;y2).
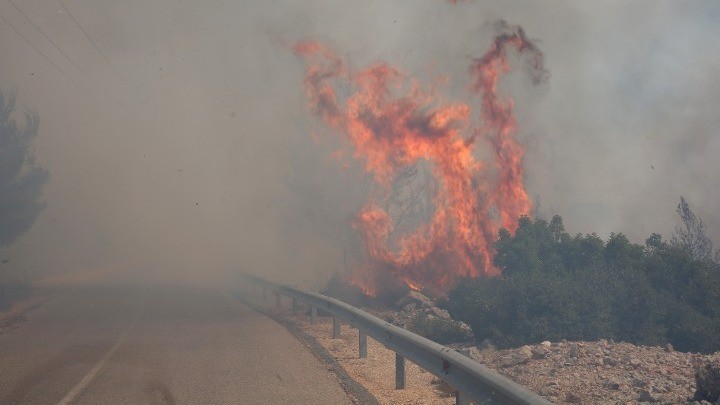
275;292;282;311
395;353;406;389
456;390;471;405
333;316;341;338
358;331;367;358
292;298;298;315
242;273;553;405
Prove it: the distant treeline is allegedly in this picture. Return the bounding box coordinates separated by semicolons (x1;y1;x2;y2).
446;200;720;353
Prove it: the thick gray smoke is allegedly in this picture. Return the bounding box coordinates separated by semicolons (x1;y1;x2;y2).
0;1;717;286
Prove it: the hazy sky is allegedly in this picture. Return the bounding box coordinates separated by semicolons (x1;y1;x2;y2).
1;1;718;283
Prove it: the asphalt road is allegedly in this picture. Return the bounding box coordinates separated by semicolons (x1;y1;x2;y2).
0;283;353;404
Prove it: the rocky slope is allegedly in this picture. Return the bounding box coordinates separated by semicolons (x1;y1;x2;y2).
461;339;708;404
373;291;720;404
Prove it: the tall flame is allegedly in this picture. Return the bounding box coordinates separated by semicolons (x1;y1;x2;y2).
293;22;547;294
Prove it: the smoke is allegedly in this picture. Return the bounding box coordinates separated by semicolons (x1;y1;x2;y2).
0;1;717;289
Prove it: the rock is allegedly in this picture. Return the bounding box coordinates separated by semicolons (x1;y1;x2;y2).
568;344;579;358
565;392;582;403
540;340;552;347
396;291;435;309
502;354;529;367
632;377;648;388
457;347;481;362
538;386;559;397
531;347;548;360
502;346;532;367
402;302;418;313
427;306;451;319
671;374;685;384
518;345;533;358
639;389;660;402
604;378;621;390
458;322;472;333
694;356;720;402
629;358;642;368
604;357;619;367
665;343;674;353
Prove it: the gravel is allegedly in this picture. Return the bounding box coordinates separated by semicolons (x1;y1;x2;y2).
454;339;715;404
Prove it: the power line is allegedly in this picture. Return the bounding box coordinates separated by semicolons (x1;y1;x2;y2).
6;0;99;88
0;10;93;98
57;0;128;86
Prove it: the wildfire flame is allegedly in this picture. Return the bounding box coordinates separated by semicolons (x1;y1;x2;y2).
293;21;547;295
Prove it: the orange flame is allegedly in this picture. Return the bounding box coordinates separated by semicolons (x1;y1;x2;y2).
293;22;547;295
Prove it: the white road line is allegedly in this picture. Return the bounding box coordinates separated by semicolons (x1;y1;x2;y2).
56;305;145;405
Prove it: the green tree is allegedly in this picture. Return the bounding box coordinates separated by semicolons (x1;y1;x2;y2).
549;215;564;243
671;196;714;263
0;91;48;247
446;214;720;353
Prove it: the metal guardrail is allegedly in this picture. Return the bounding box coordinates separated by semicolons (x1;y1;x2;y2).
241;273;553;405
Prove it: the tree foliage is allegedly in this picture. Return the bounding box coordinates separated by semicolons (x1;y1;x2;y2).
671;196;714;264
0;91;48;247
447;214;720;353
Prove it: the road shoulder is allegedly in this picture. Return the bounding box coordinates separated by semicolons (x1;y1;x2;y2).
231;290;379;405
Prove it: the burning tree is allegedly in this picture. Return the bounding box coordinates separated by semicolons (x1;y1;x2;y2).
293;21;548;295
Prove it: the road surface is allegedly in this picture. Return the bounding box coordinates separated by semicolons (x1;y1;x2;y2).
0;283;353;404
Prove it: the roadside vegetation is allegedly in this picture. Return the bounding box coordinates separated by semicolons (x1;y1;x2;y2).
447;198;720;353
323;195;720;353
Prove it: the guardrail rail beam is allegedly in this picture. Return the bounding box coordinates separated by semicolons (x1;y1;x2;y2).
241;273;553;405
